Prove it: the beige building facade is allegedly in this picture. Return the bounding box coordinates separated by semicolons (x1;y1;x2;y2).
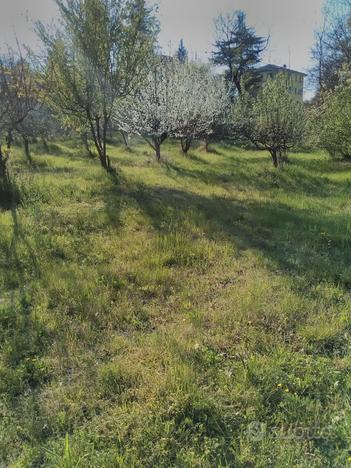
255;64;306;102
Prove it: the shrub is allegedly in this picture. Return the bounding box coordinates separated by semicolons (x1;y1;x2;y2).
234;73;306;167
310;76;351;160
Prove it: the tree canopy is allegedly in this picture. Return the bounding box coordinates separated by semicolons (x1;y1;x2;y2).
234;74;306;166
176;39;188;63
309;70;351;160
212;10;268;95
37;0;159;171
114;60;229;159
114;60;177;160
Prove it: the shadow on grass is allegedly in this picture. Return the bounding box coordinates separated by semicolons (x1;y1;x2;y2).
32;142;66;157
98;144;351;288
295;156;351;175
182;152;212;165
98;169;125;227
28;161;80;175
0;175;21;211
32;142;94;165
0;205;50;404
115;183;351;288
163;156;344;198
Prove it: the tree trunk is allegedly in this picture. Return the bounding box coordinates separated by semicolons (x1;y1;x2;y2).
102;121;108;168
0;145;9;181
155;143;161;162
0;159;7;180
121;131;130;150
0;146;5;178
6;129;13;151
82;132;94;158
99;149;111;171
233;75;242;96
98;143;112;172
88;115;113;172
23;135;32;163
41;137;49;152
271;149;278;168
181;137;192;154
204;139;210;153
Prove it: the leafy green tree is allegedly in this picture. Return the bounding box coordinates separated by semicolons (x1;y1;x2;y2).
176;39;188;63
310;71;351;159
212;10;268;95
37;0;158;171
234;74;306;167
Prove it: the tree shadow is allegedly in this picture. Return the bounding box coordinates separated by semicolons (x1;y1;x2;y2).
32;142;94;165
183;152;212;165
32;142;66;157
0;206;50;404
29;162;80;175
120;183;351;288
1;205;42;304
164;153;349;199
296;157;351;175
99;170;125;227
0;175;21;211
202;147;223;155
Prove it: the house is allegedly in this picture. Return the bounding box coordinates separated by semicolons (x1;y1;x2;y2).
255;64;307;101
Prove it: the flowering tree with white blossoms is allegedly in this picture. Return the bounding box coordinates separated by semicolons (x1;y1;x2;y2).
114;60;229;160
171;63;229;154
114;61;177;161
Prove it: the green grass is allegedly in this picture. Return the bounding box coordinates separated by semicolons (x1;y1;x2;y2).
1;139;351;467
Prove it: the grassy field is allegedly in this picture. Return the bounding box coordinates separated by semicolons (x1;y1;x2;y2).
1;139;351;467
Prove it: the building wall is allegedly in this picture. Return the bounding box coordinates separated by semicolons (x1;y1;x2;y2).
260;70;304;101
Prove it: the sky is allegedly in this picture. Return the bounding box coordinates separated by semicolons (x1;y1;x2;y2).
157;0;325;97
0;0;325;98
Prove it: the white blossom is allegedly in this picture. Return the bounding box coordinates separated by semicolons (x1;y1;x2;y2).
114;60;229;159
169;62;229;153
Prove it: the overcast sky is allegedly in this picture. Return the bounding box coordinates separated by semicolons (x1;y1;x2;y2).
157;0;325;97
0;0;325;97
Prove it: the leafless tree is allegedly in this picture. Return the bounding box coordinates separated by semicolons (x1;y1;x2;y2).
311;1;351;93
